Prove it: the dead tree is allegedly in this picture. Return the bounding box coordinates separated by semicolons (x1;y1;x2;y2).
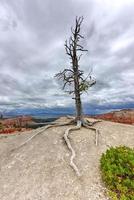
0;109;7;119
55;16;96;124
54;17;101;176
13;17;101;177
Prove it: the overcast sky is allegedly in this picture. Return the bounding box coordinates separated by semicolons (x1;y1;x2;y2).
0;0;134;113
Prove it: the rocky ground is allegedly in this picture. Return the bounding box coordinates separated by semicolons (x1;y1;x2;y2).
0;117;134;200
95;109;134;125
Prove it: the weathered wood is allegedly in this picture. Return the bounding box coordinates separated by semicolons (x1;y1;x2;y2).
55;17;96;122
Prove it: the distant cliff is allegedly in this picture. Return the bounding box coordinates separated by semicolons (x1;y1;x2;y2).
0;116;33;127
94;109;134;125
0;116;33;134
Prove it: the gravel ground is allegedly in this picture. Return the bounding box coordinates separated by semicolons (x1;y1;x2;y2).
0;118;134;200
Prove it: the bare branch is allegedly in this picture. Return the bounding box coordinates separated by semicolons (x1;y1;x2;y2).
84;68;93;82
77;54;83;61
76;48;88;52
77;33;84;39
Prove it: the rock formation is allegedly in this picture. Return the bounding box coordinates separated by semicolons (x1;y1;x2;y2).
94;109;134;125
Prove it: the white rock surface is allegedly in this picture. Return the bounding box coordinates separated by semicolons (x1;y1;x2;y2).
0;118;134;200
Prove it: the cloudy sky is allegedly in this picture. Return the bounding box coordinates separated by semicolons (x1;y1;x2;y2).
0;0;134;114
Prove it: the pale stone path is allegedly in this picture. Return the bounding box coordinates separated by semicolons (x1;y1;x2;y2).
0;118;134;200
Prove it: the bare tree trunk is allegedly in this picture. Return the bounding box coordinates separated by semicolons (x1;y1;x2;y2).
73;31;82;121
74;69;82;121
55;17;95;122
75;92;82;121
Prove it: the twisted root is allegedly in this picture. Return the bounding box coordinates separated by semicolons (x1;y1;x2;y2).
10;117;101;177
63;120;82;176
11;120;75;152
83;122;100;146
83;118;102;126
63;119;101;176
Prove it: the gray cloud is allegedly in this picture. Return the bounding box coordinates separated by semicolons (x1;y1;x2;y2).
0;0;134;112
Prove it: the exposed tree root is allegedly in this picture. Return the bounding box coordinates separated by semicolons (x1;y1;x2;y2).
67;115;75;120
11;120;75;152
11;125;53;152
83;118;102;126
63;120;82;177
83;122;100;146
9;117;101;177
62;119;101;176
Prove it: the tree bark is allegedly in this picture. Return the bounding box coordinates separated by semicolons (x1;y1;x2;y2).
73;30;82;121
74;70;82;121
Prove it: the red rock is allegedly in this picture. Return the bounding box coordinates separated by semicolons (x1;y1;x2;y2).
94;109;134;125
0;116;33;128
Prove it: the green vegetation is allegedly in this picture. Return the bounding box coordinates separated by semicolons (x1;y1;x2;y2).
100;146;134;200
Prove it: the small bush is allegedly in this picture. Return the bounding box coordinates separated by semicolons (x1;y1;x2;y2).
100;146;134;200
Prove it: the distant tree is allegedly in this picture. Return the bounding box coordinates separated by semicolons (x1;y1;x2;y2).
55;16;96;123
0;114;3;119
0;109;7;119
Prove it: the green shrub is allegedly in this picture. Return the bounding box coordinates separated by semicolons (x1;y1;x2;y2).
100;146;134;200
